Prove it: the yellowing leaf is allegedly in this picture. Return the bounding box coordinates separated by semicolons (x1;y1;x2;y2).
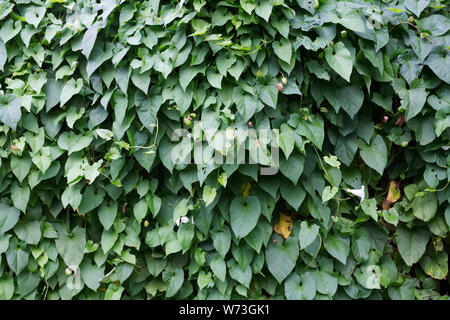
240;182;252;197
382;181;401;210
273;212;294;240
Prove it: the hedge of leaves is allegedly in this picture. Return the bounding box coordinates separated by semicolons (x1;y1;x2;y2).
0;0;449;300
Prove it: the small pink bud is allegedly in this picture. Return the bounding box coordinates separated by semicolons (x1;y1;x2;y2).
277;83;283;92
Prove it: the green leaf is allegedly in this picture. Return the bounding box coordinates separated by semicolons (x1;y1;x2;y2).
179;66;202;91
388;278;415;300
280;180;306;211
32;146;52;174
396;226;429;266
0;204;20;234
284;272;316;300
0;277;14;300
212;230;231;258
13;220;41;245
337;86;364;119
295;114;324;150
311;270;338;297
163;268;184;297
324;234;350;264
240;0;256;14
210;255;226;282
322;186;338;203
273;39;292;64
55;226;86;268
58;132;93;155
279;152;305;185
255;0;273;21
405;0;429;17
266;235;299;283
229;260;252;288
80;259;104;291
256;80;278;108
325;42;353;82
78;186;105;215
60;78;83;106
206;69;223;89
279;124;295;159
425;50;450;84
229;196;261;239
24;6;46;28
0;93;21;130
405;87;427;121
419;249;448;280
411;192;437;222
359;135;387;175
98;201;118;231
11;182;30;213
338;7;365;33
202;185;217;207
351;228;371;262
105;284;124;300
299;221;319;250
133;199;148;223
0;40;6;72
355;265;381;289
101;229;118;253
10;155;32;183
361;198;378;221
82;26;98;59
216;52;236;76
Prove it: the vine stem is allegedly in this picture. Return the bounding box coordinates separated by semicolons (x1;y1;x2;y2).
305;233;322;270
311;144;332;182
126;118;159;151
392;21;445;48
427;180;450;193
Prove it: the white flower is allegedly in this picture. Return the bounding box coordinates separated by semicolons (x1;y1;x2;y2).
345;185;365;203
175;216;194;227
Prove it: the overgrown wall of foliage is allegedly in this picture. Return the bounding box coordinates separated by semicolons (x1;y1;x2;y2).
0;0;449;300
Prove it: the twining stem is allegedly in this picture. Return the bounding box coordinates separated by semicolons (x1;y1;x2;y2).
392;21;448;49
127;118;159;151
305;233;322;270
311;144;332;182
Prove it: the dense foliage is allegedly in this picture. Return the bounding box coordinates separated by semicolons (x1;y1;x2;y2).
0;0;449;300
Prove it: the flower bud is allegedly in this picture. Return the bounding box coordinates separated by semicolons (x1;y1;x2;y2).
183;117;192;126
65;267;72;276
256;69;263;77
144;220;149;227
277;83;283;92
281;77;287;85
341;30;347;38
401;141;408;147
